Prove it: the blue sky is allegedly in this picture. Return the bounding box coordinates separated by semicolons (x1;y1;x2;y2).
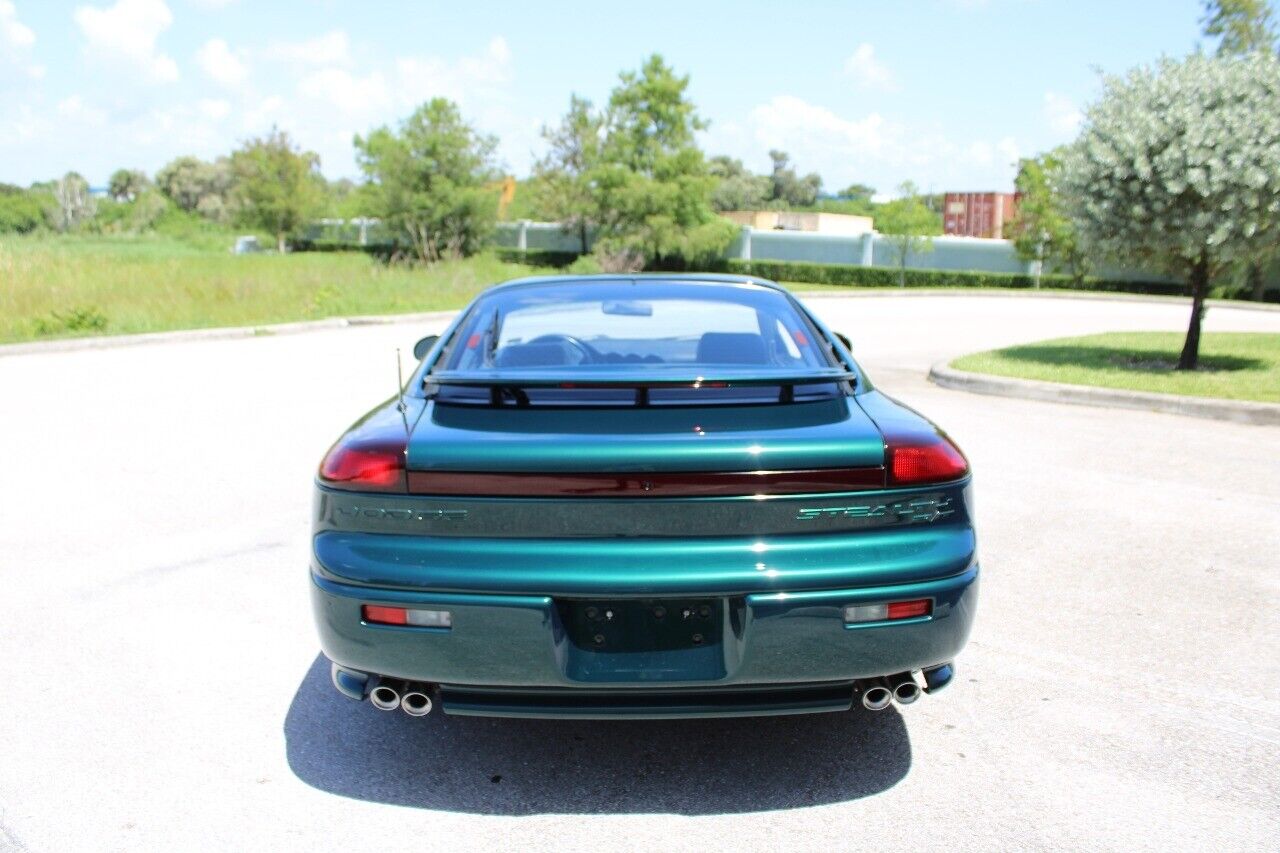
1;0;1212;195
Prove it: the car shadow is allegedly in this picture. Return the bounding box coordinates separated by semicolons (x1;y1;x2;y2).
284;654;911;815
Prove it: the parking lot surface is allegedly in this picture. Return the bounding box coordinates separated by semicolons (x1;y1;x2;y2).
1;293;1277;852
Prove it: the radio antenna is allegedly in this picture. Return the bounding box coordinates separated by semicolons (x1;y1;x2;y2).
395;348;410;436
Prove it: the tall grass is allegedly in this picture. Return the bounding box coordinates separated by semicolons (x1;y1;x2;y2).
0;233;536;343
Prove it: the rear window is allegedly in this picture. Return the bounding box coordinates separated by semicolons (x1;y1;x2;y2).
440;280;835;374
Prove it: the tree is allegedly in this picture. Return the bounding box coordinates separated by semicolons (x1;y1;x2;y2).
878;181;939;286
155;156;232;218
707;155;772;211
1007;150;1088;284
229;128;322;252
531;94;604;253
355;98;500;263
1201;0;1278;301
1061;52;1280;369
107;169;150;202
52;172;95;232
838;183;876;203
590;54;736;269
1202;0;1277;54
768;150;822;207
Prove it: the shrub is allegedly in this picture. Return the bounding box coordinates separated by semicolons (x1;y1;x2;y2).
33;306;108;336
565;254;604;275
0;186;49;234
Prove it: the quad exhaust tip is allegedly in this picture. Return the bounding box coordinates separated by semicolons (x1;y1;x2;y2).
369;680;402;712
400;688;434;717
860;680;893;712
861;671;928;710
368;678;436;716
888;672;922;705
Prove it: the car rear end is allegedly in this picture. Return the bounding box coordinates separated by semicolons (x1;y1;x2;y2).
310;276;978;718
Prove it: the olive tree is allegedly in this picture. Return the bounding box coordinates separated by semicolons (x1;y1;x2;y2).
1061;52;1280;369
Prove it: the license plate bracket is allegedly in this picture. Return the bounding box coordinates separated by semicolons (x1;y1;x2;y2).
556;598;726;682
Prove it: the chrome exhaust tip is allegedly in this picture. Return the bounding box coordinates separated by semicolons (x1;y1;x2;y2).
400;687;434;717
890;672;922;705
860;680;893;712
369;680;402;712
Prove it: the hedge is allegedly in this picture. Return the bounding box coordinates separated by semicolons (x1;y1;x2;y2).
493;248;580;268
724;259;1187;297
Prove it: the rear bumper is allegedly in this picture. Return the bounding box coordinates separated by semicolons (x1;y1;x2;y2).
310;562;979;710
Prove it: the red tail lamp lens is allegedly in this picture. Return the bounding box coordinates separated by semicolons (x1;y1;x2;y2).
319;441;405;491
886;599;932;620
362;605;408;625
887;435;968;485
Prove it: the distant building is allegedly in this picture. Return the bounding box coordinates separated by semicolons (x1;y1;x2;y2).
721;210;874;236
942;192;1020;238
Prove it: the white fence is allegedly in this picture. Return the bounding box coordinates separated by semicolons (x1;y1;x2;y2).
303;218;1173;283
491;221;1169;282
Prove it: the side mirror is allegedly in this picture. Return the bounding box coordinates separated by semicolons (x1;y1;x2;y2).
413;334;440;361
834;332;853;351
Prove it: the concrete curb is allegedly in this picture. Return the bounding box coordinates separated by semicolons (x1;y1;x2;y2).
0;310;458;358
928;360;1280;426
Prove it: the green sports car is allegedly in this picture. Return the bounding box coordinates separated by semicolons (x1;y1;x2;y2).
311;274;978;718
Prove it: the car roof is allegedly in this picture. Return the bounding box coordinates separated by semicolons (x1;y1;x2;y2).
483;272;787;295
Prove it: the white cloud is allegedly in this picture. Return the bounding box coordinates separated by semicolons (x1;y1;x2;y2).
198;97;230;120
1;0;43;79
73;0;178;83
297;67;390;115
750;95;891;158
1043;91;1082;136
996;136;1020;168
724;94;1021;194
195;38;247;87
56;95;108;126
843;43;896;92
3;30;525;184
0;0;34;48
266;29;351;67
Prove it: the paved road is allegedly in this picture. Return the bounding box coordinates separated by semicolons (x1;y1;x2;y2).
1;294;1277;852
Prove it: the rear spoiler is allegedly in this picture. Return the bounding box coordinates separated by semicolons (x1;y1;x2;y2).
423;369;859;405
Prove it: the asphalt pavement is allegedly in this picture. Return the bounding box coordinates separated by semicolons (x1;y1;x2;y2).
0;293;1277;852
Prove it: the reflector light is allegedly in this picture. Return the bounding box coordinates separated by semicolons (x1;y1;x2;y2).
362;605;453;628
886;435;968;486
844;598;932;624
362;605;407;625
886;599;931;619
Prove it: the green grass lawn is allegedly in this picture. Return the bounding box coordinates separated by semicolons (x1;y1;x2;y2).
0;234;541;344
951;332;1280;403
0;232;962;344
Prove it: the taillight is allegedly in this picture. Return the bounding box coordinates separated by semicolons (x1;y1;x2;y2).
843;598;933;624
319;438;406;492
886;433;968;486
